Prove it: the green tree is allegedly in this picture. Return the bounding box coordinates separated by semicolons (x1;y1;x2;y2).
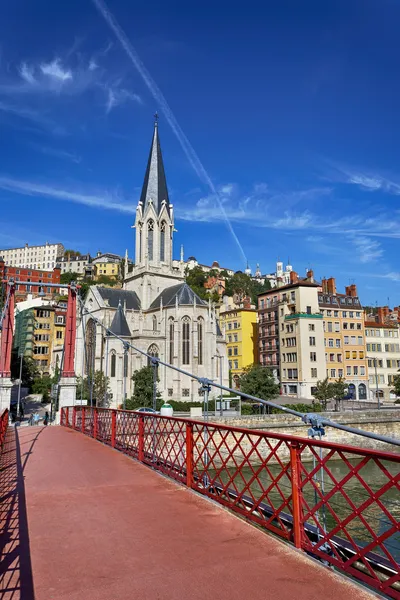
391;371;400;401
239;364;280;401
126;365;161;410
225;271;253;298
10;351;38;390
76;371;111;407
60;272;81;285
64;249;81;256
32;375;53;402
185;266;208;300
330;377;348;411
250;278;272;304
312;377;332;410
96;275;118;287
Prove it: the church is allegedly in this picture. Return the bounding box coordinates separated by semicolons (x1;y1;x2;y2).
75;119;228;407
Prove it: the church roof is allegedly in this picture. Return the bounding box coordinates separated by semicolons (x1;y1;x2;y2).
109;301;131;337
97;287;141;310
149;283;207;309
139;118;170;216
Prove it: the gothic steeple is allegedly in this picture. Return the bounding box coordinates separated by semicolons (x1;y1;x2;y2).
139;114;170;216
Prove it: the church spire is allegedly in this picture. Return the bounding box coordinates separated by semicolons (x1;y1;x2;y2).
139;114;170;216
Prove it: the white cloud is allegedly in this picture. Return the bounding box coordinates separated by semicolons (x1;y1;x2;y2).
0;100;66;134
19;62;36;84
350;236;383;263
105;85;142;113
40;59;73;82
328;162;400;195
0;176;135;213
29;143;81;164
89;59;98;71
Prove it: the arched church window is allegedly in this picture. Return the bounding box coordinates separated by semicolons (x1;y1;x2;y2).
160;221;166;262
85;319;96;376
169;318;174;364
198;317;204;365
147;220;154;261
110;352;116;378
182;316;190;365
152;315;157;331
139;224;142;263
147;344;159;366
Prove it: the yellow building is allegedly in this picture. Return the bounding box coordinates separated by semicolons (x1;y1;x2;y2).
318;279;368;400
219;307;257;388
33;307;54;374
93;252;121;280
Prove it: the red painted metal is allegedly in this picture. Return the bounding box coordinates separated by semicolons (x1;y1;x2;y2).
0;409;9;448
138;416;144;462
186;423;194;488
0;283;15;378
93;410;98;440
81;407;85;434
73;407;77;430
61;285;77;377
289;441;303;549
62;406;400;599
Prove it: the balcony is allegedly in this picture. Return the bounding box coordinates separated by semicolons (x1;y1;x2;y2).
285;313;322;321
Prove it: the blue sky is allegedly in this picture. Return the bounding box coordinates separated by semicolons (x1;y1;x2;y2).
1;0;400;305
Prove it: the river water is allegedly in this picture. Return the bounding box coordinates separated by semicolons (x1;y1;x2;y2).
209;457;400;564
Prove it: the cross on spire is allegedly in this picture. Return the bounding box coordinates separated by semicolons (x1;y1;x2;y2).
154;111;159;125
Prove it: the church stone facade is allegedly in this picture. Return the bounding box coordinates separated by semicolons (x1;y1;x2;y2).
75;120;228;407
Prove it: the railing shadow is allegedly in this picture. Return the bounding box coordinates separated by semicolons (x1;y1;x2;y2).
0;425;43;599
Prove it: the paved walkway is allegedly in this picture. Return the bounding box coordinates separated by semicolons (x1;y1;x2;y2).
0;426;376;600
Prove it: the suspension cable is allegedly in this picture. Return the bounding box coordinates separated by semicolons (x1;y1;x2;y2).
76;294;400;448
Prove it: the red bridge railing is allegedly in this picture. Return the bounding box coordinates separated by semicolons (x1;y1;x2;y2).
61;406;400;598
0;409;8;450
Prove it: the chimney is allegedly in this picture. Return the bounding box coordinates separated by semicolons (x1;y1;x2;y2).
321;278;328;294
306;269;314;282
326;277;336;295
290;271;298;284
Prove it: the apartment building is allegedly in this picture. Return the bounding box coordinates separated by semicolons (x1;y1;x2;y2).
92;252;122;280
318;279;368;400
219;306;257;388
365;321;400;402
0;259;61;303
57;253;92;277
0;242;64;271
258;271;325;399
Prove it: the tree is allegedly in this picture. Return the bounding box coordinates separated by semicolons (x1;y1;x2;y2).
312;377;332;410
225;271;253;299
391;370;400;399
76;371;111;407
64;249;81;256
10;351;38;390
239;364;280;401
96;275;118;287
250;278;272;304
185;266;208;300
330;377;348;411
32;375;53;402
126;365;161;410
60;272;81;285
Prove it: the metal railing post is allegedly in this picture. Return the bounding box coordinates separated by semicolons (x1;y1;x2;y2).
186;422;194;488
93;409;98;440
138;415;144;461
111;410;116;448
81;407;85;434
72;406;77;430
60;407;65;426
289;441;304;549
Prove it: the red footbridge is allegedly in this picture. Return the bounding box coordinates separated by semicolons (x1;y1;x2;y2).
1;406;399;599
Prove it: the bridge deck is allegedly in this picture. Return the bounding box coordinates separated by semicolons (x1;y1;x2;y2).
1;426;374;600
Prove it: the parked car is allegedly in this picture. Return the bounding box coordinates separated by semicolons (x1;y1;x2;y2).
136;407;159;414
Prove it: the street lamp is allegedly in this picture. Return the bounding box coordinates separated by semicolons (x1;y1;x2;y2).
212;355;223;416
367;356;380;410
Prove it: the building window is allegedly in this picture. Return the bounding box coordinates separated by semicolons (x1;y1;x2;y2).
182;317;190;365
147;219;154;261
182;388;190;397
168;388;173;397
344;336;349;345
169;319;174;364
311;368;317;377
288;384;297;394
335;339;341;348
110;353;116;377
346;366;351;376
234;360;238;369
328;339;334;347
360;366;365;376
353;366;358;376
152;315;157;331
310;352;316;362
309;336;316;346
56;331;63;339
330;369;336;378
147;344;159;366
160;221;166;262
338;368;343;377
309;324;315;331
198;318;203;365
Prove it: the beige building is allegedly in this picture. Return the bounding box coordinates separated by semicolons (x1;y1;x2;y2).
57;253;92;277
365;321;400;402
318;279;368;400
258;271;325;399
0;242;64;271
